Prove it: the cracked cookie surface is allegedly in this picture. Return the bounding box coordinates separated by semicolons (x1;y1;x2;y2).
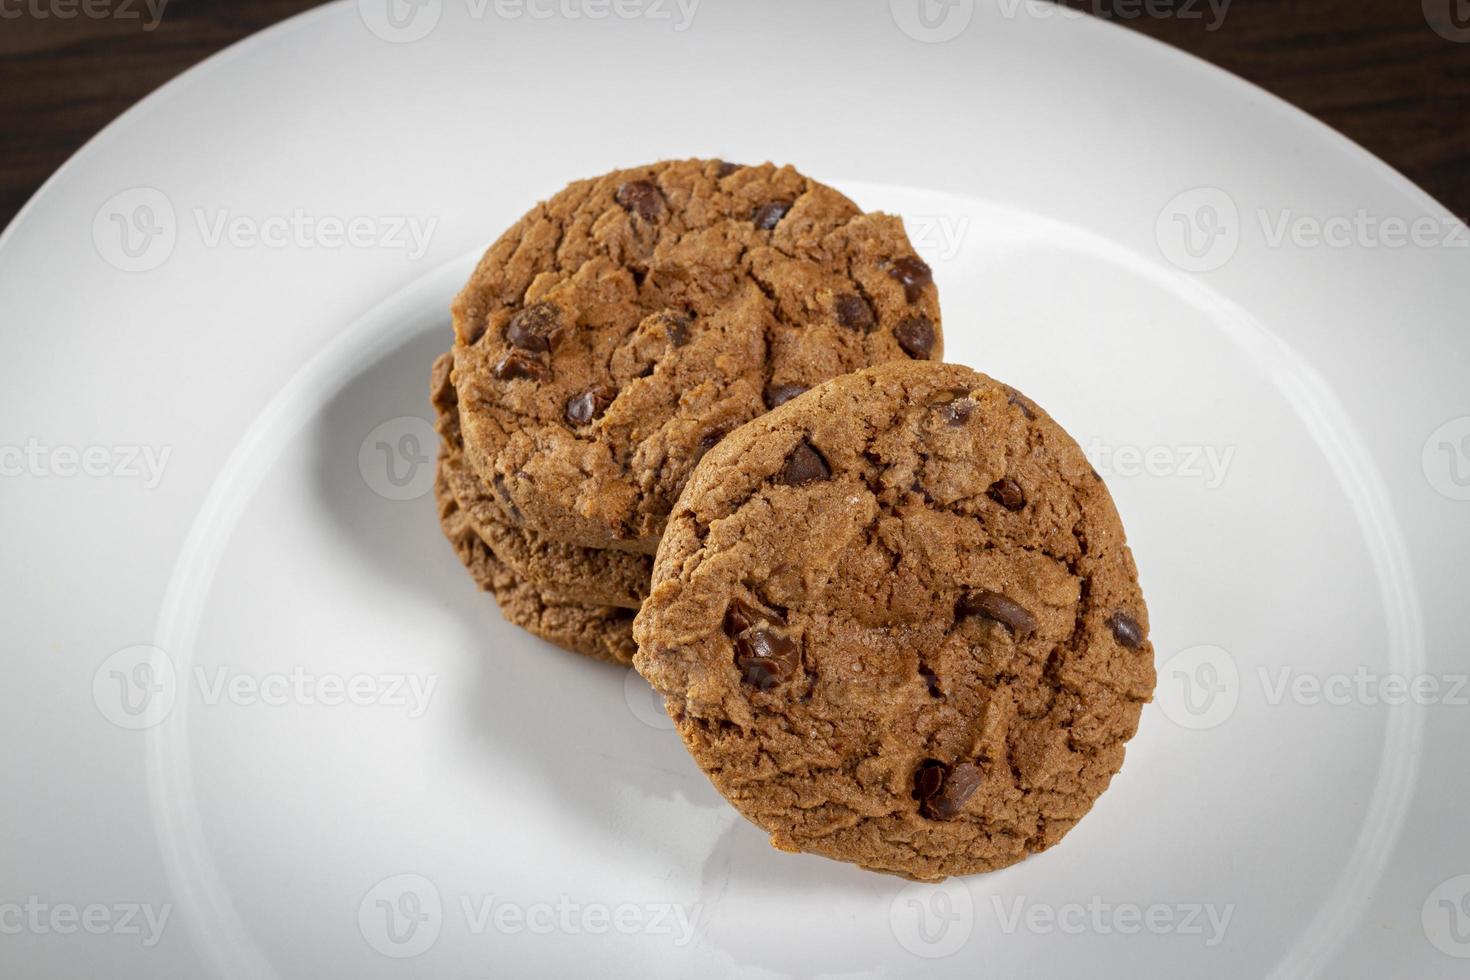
632;361;1155;880
450;159;943;555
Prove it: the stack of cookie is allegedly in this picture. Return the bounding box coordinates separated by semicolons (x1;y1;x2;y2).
431;159;942;665
431;160;1155;880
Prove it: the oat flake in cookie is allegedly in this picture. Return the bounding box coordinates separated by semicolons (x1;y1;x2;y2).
450;159;943;554
632;361;1155;880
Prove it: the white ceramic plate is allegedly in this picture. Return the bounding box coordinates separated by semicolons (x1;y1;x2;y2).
3;1;1468;977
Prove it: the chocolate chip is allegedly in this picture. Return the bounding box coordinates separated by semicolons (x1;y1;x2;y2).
734;628;798;690
724;599;760;636
764;383;808;409
696;424;734;460
780;440;830;486
894;316;936;359
716;161;743;178
987;478;1026;511
912;760;946;802
834;293;876;332
661;311;692;347
1108;612;1145;649
505;302;564;353
616;179;664;223
937;397;973;426
1006;387;1037;420
565;385;614;426
491;473;521;523
922;763;981;820
957;590;1037;637
752;201;793;231
724;597;786;636
888;255;933;303
493;350;548;381
918;664;942;698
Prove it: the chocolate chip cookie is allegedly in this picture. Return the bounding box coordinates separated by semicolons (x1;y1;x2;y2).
433;354;650;609
436;458;637;665
632;361;1155;880
449;159;943;555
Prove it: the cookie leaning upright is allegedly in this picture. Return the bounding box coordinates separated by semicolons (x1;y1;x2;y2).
449;159;943;555
633;360;1156;881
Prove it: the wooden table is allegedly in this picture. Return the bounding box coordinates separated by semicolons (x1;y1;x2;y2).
2;0;1467;225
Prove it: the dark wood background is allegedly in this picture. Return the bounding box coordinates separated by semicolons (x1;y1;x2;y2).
2;0;1467;225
